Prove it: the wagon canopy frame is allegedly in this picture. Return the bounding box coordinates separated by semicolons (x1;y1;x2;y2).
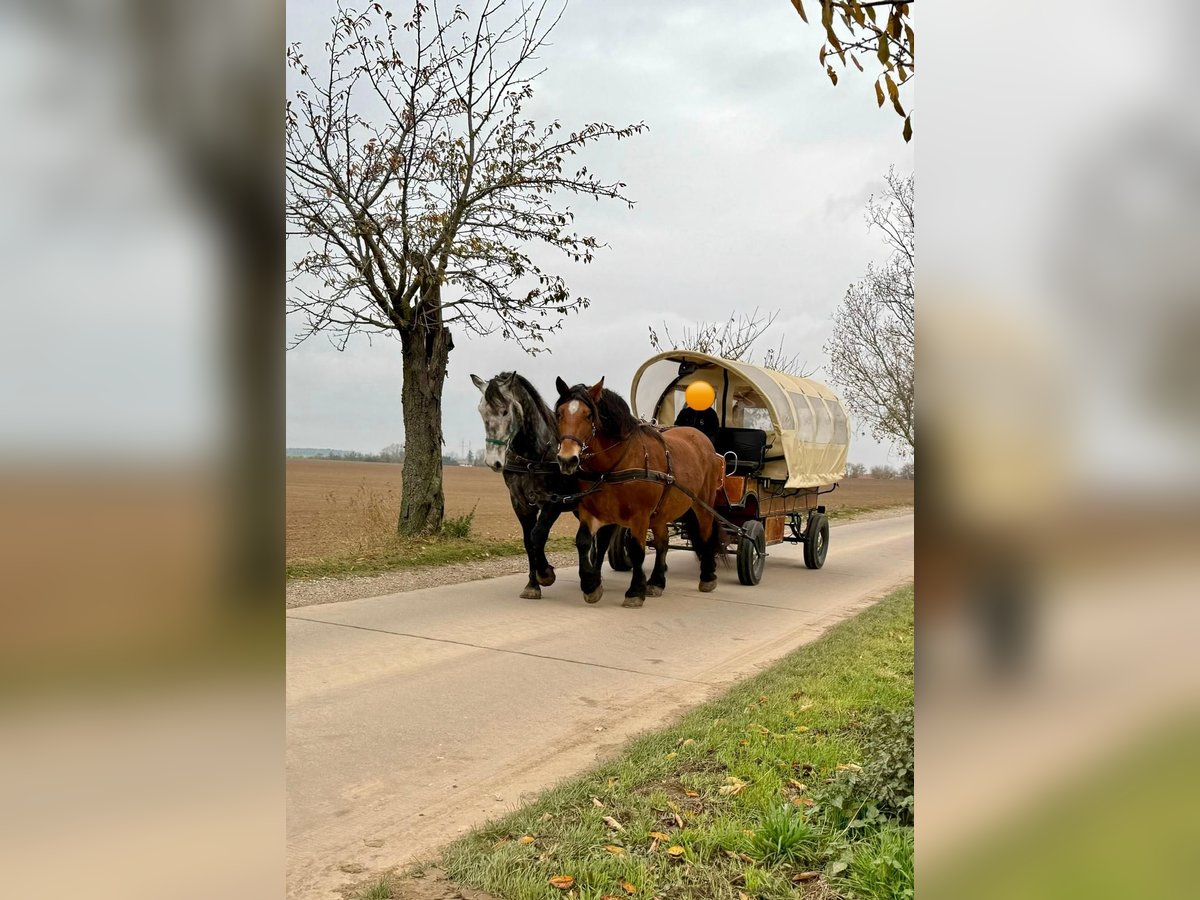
630;350;850;489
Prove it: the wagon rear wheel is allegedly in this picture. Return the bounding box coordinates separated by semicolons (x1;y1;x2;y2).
736;519;766;585
804;513;829;570
607;527;633;571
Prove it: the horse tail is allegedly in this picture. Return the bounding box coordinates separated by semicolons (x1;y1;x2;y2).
680;506;729;567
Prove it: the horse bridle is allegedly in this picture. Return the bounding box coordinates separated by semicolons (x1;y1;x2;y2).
557;424;596;456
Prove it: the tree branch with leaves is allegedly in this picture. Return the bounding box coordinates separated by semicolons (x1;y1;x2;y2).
790;0;914;141
286;0;645;534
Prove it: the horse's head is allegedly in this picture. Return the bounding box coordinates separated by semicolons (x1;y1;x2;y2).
554;376;605;474
471;373;523;472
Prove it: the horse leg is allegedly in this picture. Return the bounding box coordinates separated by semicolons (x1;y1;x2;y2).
622;516;651;608
576;512;610;604
516;506;542;599
531;504;562;586
646;522;669;597
697;510;719;592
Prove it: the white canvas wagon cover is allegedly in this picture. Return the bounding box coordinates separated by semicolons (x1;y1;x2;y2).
630;350;850;489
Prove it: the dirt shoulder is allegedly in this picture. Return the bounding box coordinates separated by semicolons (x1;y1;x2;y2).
285;506;913;610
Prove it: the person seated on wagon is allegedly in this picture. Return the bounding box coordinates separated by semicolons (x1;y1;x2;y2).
673;380;720;439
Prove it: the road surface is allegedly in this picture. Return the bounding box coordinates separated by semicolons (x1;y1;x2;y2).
287;512;913;899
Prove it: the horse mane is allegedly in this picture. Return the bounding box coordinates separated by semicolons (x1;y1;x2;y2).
489;372;557;439
558;383;664;445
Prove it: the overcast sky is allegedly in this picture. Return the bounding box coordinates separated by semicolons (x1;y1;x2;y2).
286;0;914;467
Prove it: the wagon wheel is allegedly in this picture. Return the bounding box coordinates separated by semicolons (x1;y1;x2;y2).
736;520;766;586
607;526;633;571
803;513;830;570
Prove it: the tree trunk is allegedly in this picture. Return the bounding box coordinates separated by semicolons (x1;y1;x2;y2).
398;295;451;535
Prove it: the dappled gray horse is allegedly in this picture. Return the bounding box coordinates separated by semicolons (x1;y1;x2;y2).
471;372;588;599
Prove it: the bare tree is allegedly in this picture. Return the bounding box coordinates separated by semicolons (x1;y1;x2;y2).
379;442;405;462
286;1;645;534
788;1;914;141
870;464;897;480
826;168;914;455
899;460;914;480
845;461;867;478
648;307;811;376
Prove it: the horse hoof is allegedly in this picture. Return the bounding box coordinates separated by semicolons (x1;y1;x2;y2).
584;586;604;604
520;587;542;600
646;585;664;597
622;595;645;608
698;579;717;593
537;567;556;587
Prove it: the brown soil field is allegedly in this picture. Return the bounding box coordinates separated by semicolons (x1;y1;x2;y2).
286;458;913;563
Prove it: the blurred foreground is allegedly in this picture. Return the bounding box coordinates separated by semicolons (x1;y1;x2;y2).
919;1;1200;896
0;1;281;898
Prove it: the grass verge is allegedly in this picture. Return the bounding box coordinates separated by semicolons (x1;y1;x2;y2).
287;535;577;580
376;584;913;900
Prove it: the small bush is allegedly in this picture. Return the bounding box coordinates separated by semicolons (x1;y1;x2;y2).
441;504;477;539
839;825;914;900
748;805;818;866
814;707;914;830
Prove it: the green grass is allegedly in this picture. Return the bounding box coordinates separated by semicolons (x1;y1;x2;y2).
287;535;576;580
355;877;394;900
433;584;914;900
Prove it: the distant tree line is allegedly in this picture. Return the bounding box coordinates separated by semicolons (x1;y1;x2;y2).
845;461;913;480
292;441;500;467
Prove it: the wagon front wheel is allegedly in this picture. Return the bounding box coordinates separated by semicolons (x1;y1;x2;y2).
804;513;829;570
736;520;766;585
607;527;633;571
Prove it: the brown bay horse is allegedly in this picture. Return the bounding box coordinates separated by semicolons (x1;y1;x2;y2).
554;377;725;608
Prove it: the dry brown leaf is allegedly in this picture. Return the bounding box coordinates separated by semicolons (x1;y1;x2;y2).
540;812;554;822
549;874;574;890
602;815;624;831
789;780;807;792
649;831;670;841
739;893;750;900
836;763;863;772
684;790;699;797
666;845;685;858
620;880;638;894
719;777;748;796
792;871;820;883
801;798;815;807
603;845;624;855
672;812;684;828
664;751;678;760
681;738;696;747
648;839;659;853
591;797;605;808
518;835;535;845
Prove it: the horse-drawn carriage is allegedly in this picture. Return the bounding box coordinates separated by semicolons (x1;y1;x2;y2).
473;352;850;606
605;350;851;585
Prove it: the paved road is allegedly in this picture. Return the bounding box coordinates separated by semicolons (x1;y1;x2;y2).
287;513;913;899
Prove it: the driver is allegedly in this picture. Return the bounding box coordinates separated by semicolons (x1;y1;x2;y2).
673;380;719;439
